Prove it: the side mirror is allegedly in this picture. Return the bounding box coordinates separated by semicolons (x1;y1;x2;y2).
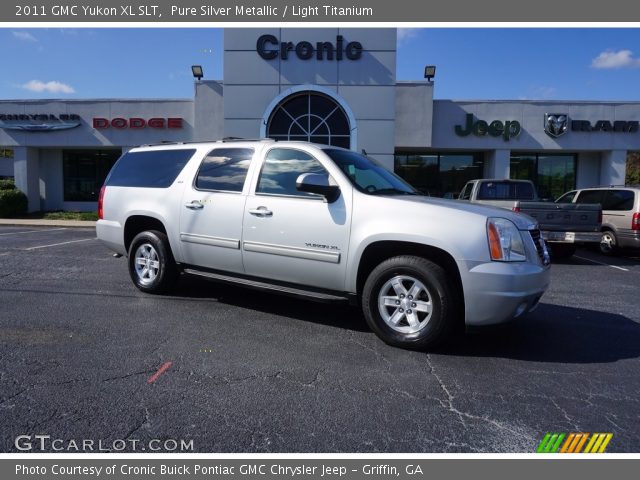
296;173;340;203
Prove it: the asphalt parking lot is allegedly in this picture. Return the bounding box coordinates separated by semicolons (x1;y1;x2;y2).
0;226;639;453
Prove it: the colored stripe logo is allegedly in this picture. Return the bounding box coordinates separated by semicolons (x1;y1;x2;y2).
537;433;613;453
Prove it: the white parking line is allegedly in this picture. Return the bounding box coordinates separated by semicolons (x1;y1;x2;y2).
24;238;96;250
574;255;630;272
0;228;67;237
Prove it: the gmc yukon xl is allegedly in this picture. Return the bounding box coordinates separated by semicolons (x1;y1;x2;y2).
96;140;550;350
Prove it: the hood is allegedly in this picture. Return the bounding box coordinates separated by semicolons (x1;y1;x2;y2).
384;195;537;230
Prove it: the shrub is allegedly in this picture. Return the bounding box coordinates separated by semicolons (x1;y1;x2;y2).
0;189;28;218
0;179;16;191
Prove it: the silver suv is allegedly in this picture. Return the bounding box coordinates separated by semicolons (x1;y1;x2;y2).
96;140;550;350
557;186;640;255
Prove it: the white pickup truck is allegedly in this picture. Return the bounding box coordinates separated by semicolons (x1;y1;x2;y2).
97;140;550;350
458;179;602;259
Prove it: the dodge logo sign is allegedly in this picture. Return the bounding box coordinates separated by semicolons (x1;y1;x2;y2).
544;113;569;138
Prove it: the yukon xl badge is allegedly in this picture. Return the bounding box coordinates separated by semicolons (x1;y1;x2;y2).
544;113;569;138
306;243;339;251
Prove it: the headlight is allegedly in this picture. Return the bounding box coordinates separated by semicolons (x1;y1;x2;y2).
487;217;527;262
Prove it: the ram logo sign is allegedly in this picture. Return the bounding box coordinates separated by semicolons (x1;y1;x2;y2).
544;113;569;138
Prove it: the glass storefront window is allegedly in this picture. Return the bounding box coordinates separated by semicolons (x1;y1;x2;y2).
394;152;484;197
63;150;120;201
510;153;576;200
0;148;14;180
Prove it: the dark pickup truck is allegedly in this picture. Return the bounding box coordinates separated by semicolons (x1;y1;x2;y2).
458;179;602;258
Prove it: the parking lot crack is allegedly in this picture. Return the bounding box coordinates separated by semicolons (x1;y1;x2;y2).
0;387;28;406
425;354;534;442
301;370;322;387
150;336;170;358
425;354;464;424
346;333;392;370
201;370;284;386
30;408;59;430
124;407;151;440
102;369;155;383
549;398;580;431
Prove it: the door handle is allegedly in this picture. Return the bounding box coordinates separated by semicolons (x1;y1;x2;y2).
185;201;204;210
248;206;273;217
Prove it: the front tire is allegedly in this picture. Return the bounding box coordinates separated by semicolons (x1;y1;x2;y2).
362;256;455;350
128;230;178;294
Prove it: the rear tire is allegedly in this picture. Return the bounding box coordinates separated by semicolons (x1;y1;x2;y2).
599;230;618;256
361;256;455;350
128;230;178;294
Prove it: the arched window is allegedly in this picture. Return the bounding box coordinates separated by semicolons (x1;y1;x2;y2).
266;91;351;148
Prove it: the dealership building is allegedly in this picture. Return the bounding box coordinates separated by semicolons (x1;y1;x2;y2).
1;27;638;211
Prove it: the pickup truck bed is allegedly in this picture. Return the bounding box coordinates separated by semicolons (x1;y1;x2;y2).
518;201;601;242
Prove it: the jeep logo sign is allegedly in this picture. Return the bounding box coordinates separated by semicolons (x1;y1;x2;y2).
256;34;363;61
454;114;521;141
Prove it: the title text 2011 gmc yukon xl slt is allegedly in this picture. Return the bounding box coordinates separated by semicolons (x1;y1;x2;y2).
96;140;550;350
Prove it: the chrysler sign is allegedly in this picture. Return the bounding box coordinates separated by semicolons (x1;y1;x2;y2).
0;113;80;132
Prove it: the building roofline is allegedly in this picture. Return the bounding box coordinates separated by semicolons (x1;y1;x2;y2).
0;98;193;103
432;98;640;105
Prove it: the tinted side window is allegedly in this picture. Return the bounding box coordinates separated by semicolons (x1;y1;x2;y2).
195;148;253;192
257;148;327;197
460;183;473;200
576;190;605;205
556;191;577;203
106;149;196;188
602;190;635;211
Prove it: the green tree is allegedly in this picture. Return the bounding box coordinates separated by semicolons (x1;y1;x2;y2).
627;151;640;185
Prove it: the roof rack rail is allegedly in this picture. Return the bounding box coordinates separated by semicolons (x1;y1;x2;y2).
221;137;276;142
139;140;186;147
137;138;277;148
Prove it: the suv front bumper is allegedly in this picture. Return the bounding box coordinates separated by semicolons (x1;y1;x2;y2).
461;260;550;326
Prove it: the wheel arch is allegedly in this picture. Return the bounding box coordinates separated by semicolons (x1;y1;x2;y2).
355;240;465;327
124;215;170;255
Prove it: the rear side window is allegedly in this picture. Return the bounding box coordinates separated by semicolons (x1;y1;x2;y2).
460;183;473;200
106;149;196;188
556;191;577;203
477;181;535;200
602;190;635;211
575;190;605;205
195;148;254;192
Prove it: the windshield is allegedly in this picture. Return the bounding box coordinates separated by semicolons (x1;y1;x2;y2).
323;149;419;195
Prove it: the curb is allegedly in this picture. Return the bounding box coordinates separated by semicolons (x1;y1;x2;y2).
0;219;96;228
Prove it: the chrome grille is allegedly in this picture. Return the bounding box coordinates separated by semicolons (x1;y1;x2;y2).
529;229;548;264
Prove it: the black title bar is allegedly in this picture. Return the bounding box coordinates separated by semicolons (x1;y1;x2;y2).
4;0;640;22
